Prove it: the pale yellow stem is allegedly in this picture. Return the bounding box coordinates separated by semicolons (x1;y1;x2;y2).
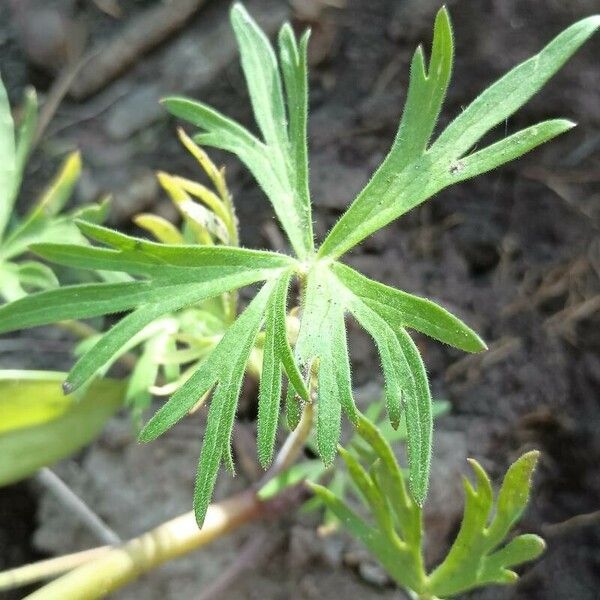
22;491;261;600
0;547;110;592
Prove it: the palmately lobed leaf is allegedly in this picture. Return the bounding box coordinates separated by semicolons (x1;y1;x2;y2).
0;3;597;534
316;413;544;597
428;451;543;597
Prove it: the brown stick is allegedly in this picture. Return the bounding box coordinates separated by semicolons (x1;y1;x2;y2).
70;0;207;99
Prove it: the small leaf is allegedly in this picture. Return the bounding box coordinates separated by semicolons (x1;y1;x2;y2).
429;452;543;597
28;151;82;220
176;128;231;206
133;214;183;244
486;450;540;547
171;175;231;229
157;172;229;244
483;534;545;576
309;482;373;541
258;459;324;500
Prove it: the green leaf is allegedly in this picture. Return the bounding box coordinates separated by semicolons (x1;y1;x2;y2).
65;271;274;393
0;73;16;240
388;6;453;167
165;96;307;258
0;280;212;334
163;7;315;259
339;446;395;535
428;451;543;597
319;14;599;260
486;450;540;547
335;263;463;504
431;16;600;159
310;480;422;591
317;7;453;260
257;270;309;467
309;481;373;541
75;220;296;269
230;3;288;158
258;459;324;500
441;119;575;184
0;371;125;486
332;262;486;353
295;264;357;465
13;87;38;201
355;414;420;544
140;280;275;526
278;25;312;243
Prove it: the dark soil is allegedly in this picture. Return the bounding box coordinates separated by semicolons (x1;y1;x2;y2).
1;0;599;598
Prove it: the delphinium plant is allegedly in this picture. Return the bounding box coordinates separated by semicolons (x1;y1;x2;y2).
0;4;597;599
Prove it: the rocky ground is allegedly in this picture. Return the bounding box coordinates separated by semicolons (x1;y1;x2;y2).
1;0;599;598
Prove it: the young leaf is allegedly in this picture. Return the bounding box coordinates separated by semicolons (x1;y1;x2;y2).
318;413;544;598
428;451;543;597
133;214;184;245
